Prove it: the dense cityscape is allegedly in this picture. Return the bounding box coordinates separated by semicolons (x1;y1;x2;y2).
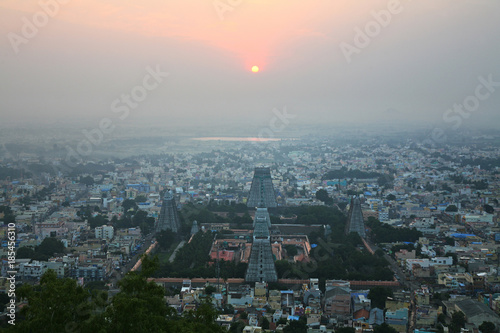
2;1;499;332
0;131;499;332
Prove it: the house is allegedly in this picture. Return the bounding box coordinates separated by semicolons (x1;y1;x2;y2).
444;299;500;329
385;308;408;333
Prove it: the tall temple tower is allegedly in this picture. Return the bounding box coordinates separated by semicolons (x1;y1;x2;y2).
155;190;181;233
253;207;272;228
245;208;278;283
247;167;277;208
345;196;366;237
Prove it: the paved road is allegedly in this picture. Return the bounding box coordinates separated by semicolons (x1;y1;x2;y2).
365;239;419;333
169;241;185;263
108;233;155;286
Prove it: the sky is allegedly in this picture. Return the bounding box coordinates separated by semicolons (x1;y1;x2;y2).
1;0;499;131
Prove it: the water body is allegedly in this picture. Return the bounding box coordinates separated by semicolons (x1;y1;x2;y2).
192;137;280;142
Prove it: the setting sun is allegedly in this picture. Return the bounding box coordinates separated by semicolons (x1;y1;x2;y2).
251;65;259;73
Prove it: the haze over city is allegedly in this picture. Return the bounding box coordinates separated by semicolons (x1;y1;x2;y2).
1;0;499;131
3;1;500;332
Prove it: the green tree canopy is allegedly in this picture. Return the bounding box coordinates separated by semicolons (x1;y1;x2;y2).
450;311;466;333
135;195;148;203
36;237;65;257
315;189;330;203
16;269;105;333
479;321;496;333
284;244;298;257
484;204;494;214
16;246;35;259
260;316;270;330
156;229;177;250
80;175;95;186
122;199;138;212
336;328;356;333
10;254;227;333
368;286;393;309
283;317;307;333
374;323;398;333
205;286;216;295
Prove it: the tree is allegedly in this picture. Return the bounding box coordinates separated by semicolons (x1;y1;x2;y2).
276;317;288;326
205;286;216;295
283;317;307;333
103;255;173;332
368;287;393;309
386;194;396;201
178;298;224;333
156;229;176;250
80;175;95;186
229;321;246;333
275;260;292;279
315;189;333;205
315;189;329;203
260;317;270;330
445;237;455;246
284;244;298;257
374;323;398;333
479;321;496;333
122;199;138;213
336;328;355;333
0;292;10;312
36;237;65;257
442;183;453;192
132;210;148;224
139;219;154;236
337;201;348;211
16;270;105;332
135;195;147;203
88;214;109;229
85;281;109;292
450;311;466;333
445;205;458;212
445;252;458;265
12;254;227;333
484;204;494;214
221;304;235;314
16;246;35;259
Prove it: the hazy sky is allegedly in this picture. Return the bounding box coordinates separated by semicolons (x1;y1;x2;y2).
1;0;499;130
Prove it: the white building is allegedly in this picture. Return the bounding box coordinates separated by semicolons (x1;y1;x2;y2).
406;257;453;271
19;261;45;279
95;225;114;240
431;257;453;266
464;214;493;225
406;259;430;271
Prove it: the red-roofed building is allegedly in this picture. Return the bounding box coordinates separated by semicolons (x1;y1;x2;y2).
210;250;235;261
353;308;370;321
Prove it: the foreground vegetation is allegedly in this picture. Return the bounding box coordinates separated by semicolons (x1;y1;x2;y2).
3;255;225;333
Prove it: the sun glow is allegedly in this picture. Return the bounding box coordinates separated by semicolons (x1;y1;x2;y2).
251;65;259;73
